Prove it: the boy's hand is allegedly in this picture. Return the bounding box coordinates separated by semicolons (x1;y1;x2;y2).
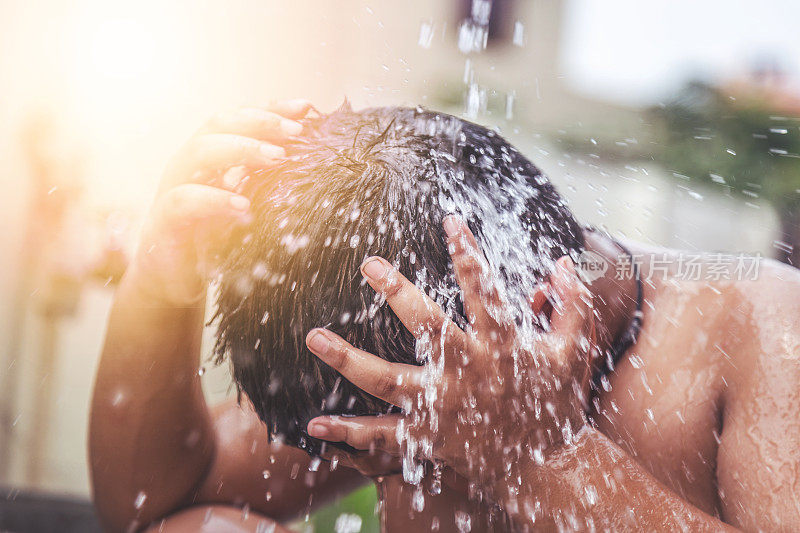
127;100;311;306
324;448;402;479
303;216;595;485
325;448;472;504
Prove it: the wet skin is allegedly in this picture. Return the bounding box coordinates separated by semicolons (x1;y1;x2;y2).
298;225;800;531
89;103;800;531
594;241;800;529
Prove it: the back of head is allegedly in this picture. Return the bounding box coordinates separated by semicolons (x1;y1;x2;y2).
213;103;583;454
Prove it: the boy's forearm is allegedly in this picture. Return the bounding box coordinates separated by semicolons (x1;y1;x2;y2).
380;474;503;532
89;272;215;532
493;426;734;531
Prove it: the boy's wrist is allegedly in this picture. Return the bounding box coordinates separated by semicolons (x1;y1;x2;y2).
118;259;206;310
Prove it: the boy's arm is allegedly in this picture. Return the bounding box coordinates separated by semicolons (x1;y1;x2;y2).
378;475;509;532
89;101;365;532
90;273;212;532
89;278;366;532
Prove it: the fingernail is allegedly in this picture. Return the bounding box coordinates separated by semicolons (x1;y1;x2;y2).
286;98;311;112
307;329;330;355
222;165;248;189
443;215;460;238
307;420;330;439
260;143;285;159
557;256;575;273
229;195;250;211
280;118;303;136
361;257;388;281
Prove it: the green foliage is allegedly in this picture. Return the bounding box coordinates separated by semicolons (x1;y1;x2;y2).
650;81;800;212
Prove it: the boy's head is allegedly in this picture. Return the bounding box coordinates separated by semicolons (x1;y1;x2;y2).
213;104;583;454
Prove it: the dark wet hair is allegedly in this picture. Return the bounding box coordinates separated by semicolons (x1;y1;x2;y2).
213;104;584;454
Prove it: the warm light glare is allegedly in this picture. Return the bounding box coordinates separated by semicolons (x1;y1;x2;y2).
89;18;155;81
52;7;194;206
63;8;186;116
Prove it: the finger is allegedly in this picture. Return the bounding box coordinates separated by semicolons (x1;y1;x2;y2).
306;329;423;406
529;282;554;331
319;449;402;477
203;108;303;142
140;184;252;303
307;414;403;454
153;183;251;243
360;257;464;351
443;216;510;339
529;284;549;314
190;133;285;173
549;256;593;336
168;134;285;188
264;99;314;119
153;184;252;268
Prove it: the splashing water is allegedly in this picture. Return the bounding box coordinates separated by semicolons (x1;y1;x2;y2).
455;510;472;533
133;491;147;510
418;20;435;49
512;20;525;47
457;0;491;54
460;0;492;119
334;513;363;533
387;109;569;492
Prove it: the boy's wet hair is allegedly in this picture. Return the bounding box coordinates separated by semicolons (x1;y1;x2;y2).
213;104;584;455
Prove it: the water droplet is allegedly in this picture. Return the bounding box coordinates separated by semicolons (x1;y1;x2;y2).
253;263;268;279
111;390;126;407
418;21;434;49
584;484;598;506
505;91;515;120
465;83;486;119
412;485;425;512
512;20;525;47
454;510;472;532
134;491;147;509
334;512;363;533
256;520;276;533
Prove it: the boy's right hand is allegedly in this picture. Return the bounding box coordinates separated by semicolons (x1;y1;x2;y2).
126;100;311;307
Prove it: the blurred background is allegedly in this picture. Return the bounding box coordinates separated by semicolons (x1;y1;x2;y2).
0;0;797;531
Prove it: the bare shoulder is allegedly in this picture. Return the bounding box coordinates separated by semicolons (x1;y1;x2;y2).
716;260;800;530
730;258;800;362
739;258;800;307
